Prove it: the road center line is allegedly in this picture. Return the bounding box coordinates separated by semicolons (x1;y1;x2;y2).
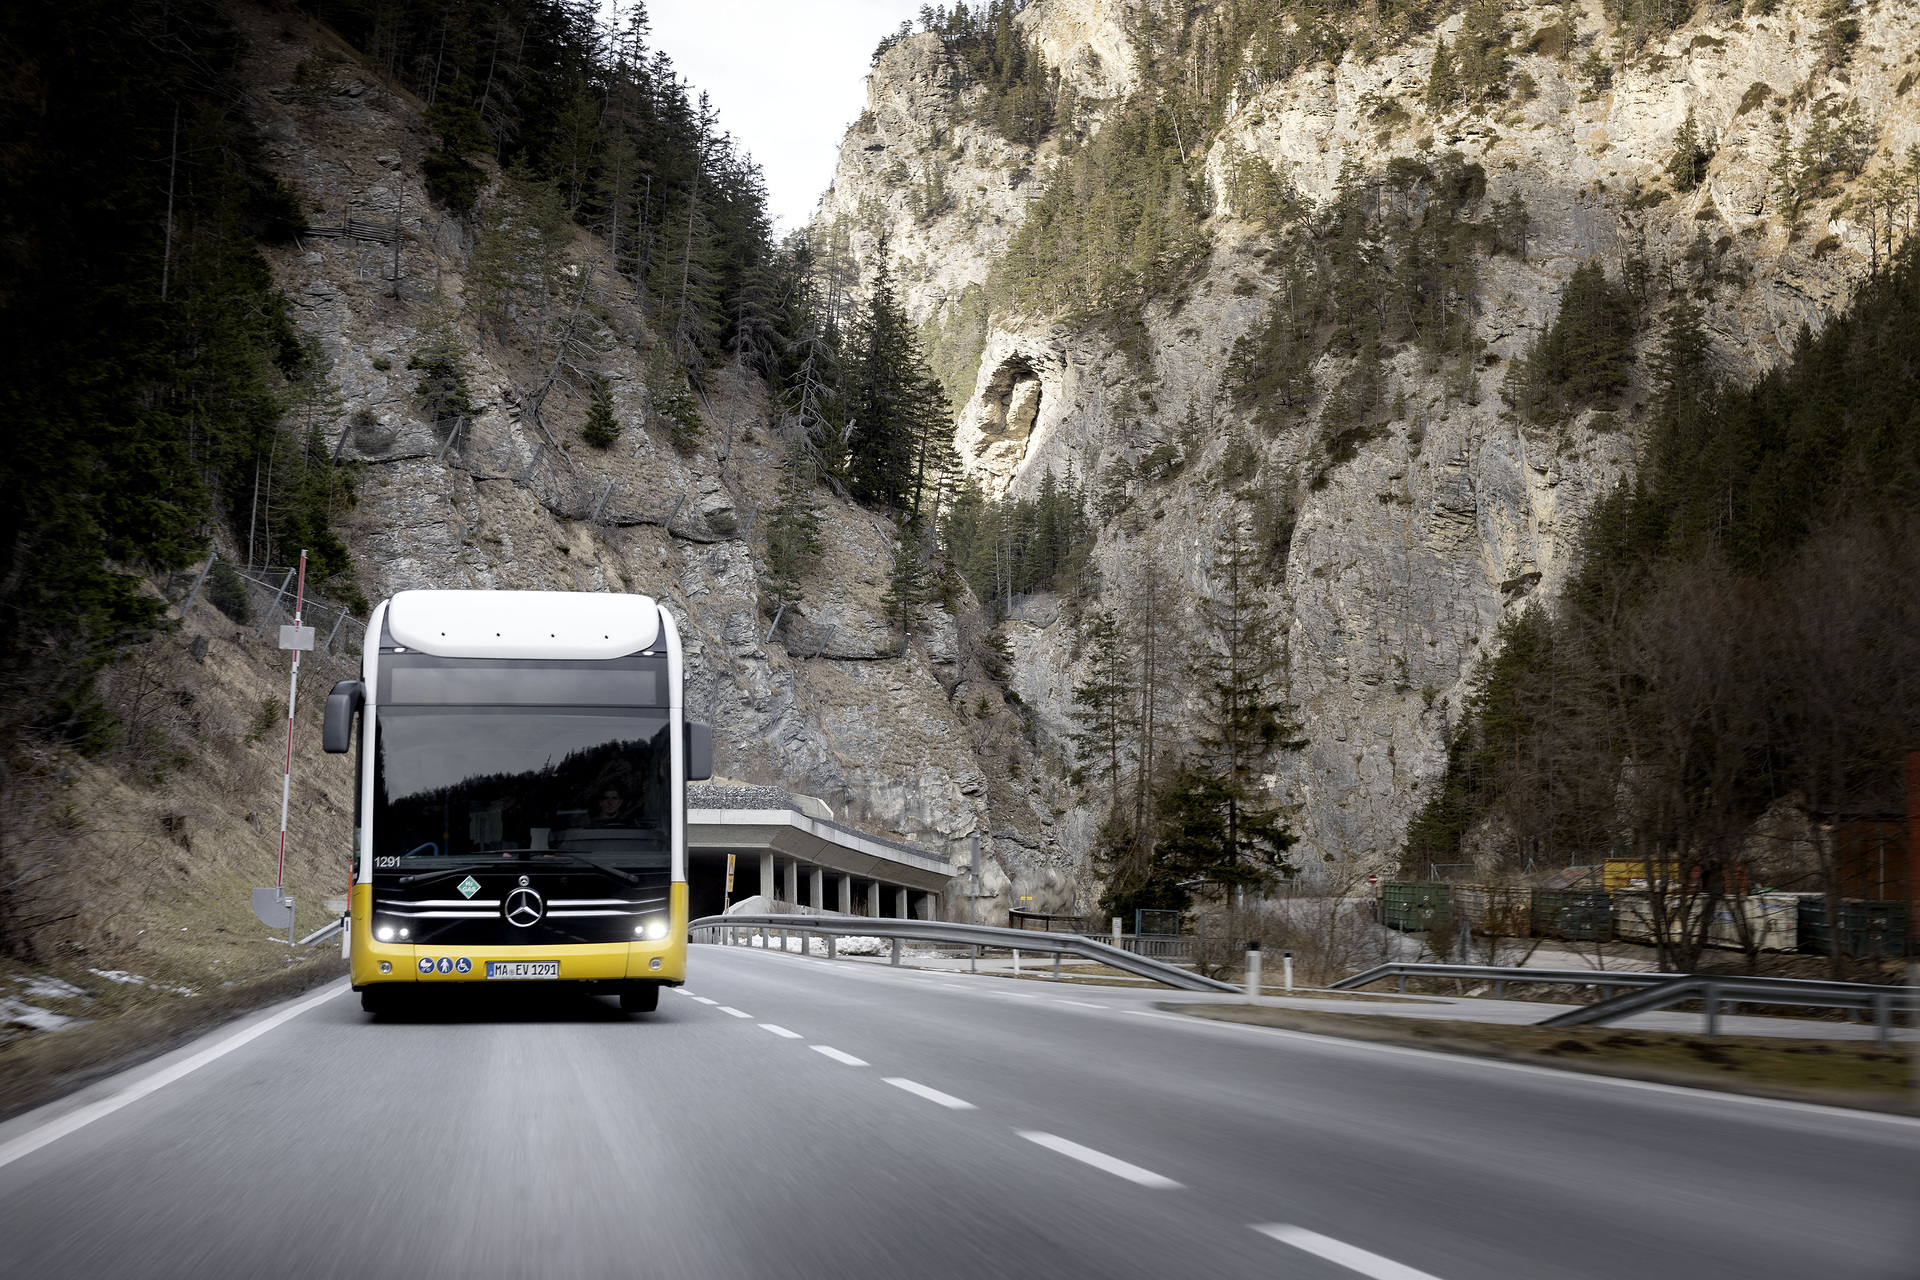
688;996;718;1005
0;982;348;1173
1252;1225;1442;1280
1016;1131;1182;1188
759;1023;802;1038
810;1045;868;1066
883;1077;976;1109
717;1006;753;1018
1054;999;1110;1009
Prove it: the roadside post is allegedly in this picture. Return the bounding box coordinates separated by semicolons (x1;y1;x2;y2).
968;833;980;974
252;550;312;947
1282;948;1294;991
1245;940;1262;1005
724;853;736;911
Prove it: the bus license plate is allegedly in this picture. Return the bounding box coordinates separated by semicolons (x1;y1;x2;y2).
486;961;559;980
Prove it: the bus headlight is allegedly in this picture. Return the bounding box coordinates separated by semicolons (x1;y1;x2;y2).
640;921;668;940
376;926;395;942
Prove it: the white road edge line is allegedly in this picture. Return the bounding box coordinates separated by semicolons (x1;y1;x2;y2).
883;1077;976;1109
1121;1009;1920;1130
718;1006;753;1018
688;996;718;1005
0;981;349;1173
759;1023;802;1038
810;1045;868;1066
1055;999;1110;1009
1017;1131;1182;1188
1252;1225;1442;1280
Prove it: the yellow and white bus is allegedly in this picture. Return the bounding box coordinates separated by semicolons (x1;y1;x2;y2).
323;590;709;1014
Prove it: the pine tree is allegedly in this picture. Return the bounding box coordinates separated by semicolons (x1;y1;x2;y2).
881;533;931;648
408;331;474;429
1815;0;1859;69
645;342;703;454
581;376;621;448
1068;609;1137;794
764;442;825;610
1425;39;1458;112
1178;518;1302;889
844;251;952;518
1648;298;1711;415
1665;108;1713;193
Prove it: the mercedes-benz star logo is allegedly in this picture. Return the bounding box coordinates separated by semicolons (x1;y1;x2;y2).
504;886;545;927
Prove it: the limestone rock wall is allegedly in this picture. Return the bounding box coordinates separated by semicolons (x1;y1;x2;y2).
815;0;1920;878
217;6;1093;920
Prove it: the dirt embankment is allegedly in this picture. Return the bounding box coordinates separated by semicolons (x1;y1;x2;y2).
1176;1003;1919;1115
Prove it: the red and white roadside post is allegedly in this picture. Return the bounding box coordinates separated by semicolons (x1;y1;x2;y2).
253;550;314;946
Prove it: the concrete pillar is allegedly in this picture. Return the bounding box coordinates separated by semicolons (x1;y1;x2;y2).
867;880;881;917
917;892;938;921
808;867;824;912
837;875;853;916
759;852;775;900
784;859;799;905
894;886;908;920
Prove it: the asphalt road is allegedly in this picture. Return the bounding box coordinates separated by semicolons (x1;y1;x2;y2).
1;945;1916;1280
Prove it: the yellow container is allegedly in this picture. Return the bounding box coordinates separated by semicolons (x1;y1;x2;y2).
1603;858;1678;892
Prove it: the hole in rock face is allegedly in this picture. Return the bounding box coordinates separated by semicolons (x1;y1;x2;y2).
982;358;1042;443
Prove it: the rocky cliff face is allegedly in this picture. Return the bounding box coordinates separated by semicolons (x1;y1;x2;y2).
813;0;1920;878
203;7;1102;917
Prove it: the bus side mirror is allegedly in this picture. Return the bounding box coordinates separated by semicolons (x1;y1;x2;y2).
685;720;712;781
324;681;364;753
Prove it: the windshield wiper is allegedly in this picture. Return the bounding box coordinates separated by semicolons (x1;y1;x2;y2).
528;850;641;885
396;865;487;887
395;851;641;886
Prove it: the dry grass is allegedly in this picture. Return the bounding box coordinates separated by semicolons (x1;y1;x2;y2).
0;953;345;1119
1177;1003;1918;1113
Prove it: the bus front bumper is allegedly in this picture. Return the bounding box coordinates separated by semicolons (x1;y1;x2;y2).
348;882;689;986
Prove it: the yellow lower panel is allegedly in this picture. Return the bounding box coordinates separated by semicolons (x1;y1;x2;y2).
351;880;688;985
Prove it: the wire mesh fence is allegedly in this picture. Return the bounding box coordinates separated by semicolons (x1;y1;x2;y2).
162;555;367;656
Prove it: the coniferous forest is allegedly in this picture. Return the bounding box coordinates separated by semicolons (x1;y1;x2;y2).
0;0;961;775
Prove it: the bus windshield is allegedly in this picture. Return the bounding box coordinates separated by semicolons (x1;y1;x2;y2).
372;707;672;870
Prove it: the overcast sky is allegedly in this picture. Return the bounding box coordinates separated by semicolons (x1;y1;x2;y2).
643;0;929;236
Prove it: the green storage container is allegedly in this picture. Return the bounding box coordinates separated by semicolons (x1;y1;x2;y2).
1382;882;1450;931
1797;899;1910;957
1531;888;1613;942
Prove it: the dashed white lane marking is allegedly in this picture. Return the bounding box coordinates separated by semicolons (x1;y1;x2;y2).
1252;1226;1442;1280
810;1045;868;1066
1054;999;1110;1009
1016;1131;1182;1189
0;982;348;1173
718;1006;753;1019
688;996;718;1005
759;1023;802;1038
883;1078;976;1109
940;983;970;990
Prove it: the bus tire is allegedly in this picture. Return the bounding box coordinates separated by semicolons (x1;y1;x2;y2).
618;983;659;1014
360;986;406;1015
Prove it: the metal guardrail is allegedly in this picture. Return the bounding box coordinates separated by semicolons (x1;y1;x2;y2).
1331;962;1685;997
1332;962;1917;1044
690;914;1238;993
1540;974;1920;1044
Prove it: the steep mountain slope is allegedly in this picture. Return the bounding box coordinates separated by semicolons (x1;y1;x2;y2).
234;9;1021;869
812;0;1920;878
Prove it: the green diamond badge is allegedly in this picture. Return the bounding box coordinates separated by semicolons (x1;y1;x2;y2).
457;875;481;899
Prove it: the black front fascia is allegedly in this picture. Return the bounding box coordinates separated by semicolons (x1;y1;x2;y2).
370;864;670;946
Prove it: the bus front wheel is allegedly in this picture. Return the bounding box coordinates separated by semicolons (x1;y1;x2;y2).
618;983;659;1014
360;986;407;1015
